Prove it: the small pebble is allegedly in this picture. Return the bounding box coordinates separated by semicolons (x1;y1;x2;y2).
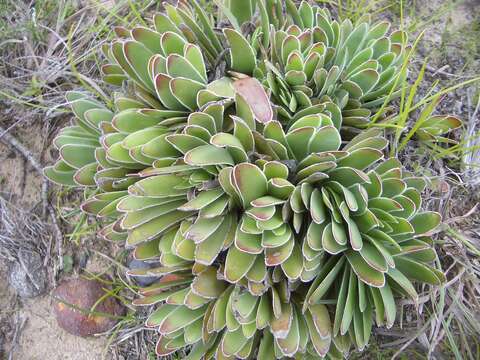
128;259;159;287
53;277;125;337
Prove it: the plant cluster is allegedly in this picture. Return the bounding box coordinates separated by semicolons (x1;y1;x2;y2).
45;1;451;358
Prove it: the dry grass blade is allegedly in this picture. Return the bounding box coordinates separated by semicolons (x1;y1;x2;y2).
462;88;480;185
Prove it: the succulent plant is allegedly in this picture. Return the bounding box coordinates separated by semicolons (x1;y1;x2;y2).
254;2;408;132
44;1;448;359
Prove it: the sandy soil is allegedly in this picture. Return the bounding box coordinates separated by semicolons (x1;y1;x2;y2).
0;255;114;360
0;124;47;206
13;300;106;360
1;283;107;360
0;122;111;360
